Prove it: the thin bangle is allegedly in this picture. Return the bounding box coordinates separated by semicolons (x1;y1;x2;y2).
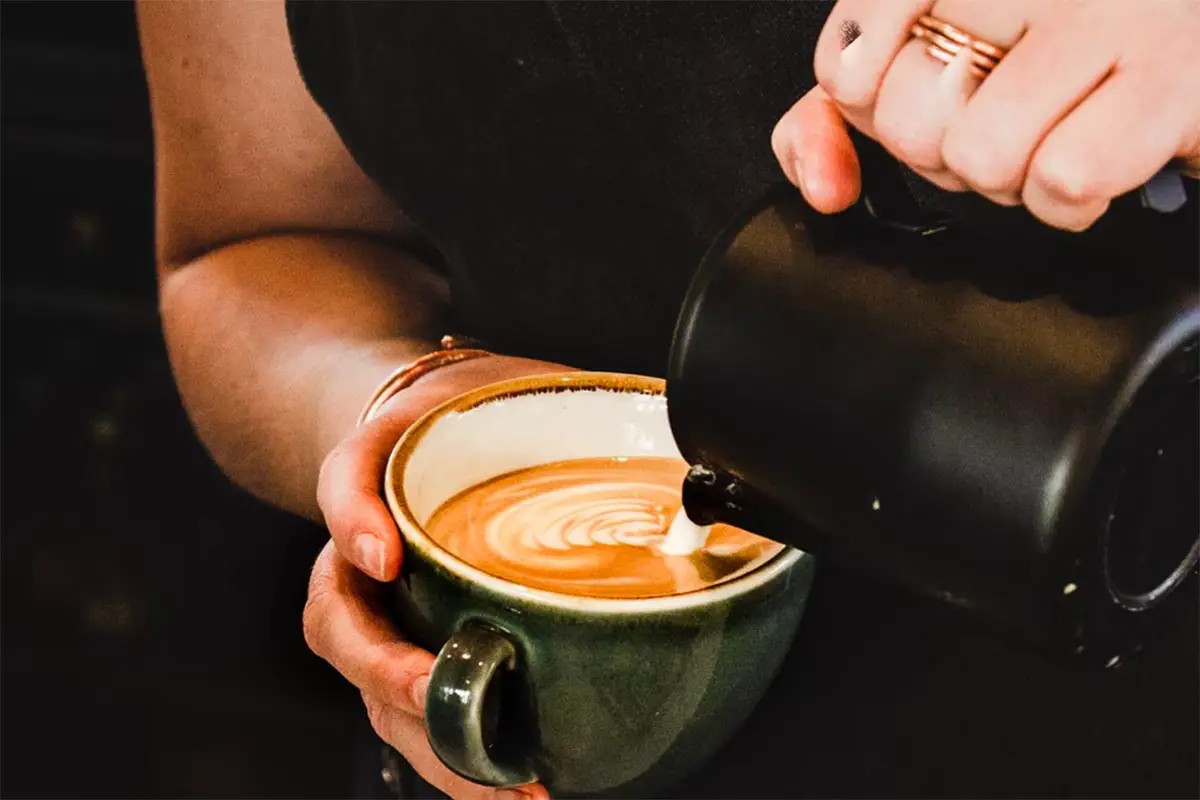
356;335;493;427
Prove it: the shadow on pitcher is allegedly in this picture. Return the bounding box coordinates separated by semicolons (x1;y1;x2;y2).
668;179;1199;670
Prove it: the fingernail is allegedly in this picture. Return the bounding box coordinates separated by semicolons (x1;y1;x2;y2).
353;533;386;580
410;674;430;714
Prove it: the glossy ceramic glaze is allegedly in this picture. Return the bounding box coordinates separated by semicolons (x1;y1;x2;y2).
385;373;814;797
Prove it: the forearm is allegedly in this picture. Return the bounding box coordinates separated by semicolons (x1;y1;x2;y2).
160;232;448;519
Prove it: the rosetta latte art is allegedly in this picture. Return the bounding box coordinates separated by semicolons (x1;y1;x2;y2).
425;456;784;599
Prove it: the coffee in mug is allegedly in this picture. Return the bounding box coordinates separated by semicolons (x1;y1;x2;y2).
425;455;783;599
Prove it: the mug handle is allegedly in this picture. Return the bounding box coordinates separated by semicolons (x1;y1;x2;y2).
425;623;539;788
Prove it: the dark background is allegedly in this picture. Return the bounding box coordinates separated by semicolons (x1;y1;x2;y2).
1;2;362;797
0;3;1196;800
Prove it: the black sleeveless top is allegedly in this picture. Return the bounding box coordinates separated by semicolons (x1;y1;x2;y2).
286;4;1199;798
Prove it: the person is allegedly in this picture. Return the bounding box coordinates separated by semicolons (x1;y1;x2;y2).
137;2;1199;798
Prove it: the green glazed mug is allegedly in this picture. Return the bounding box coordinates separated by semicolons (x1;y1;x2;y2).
384;372;815;798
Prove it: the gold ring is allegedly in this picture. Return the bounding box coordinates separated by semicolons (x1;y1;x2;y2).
911;14;1009;79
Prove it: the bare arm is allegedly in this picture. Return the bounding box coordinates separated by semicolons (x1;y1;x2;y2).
141;9;559;796
140;0;448;518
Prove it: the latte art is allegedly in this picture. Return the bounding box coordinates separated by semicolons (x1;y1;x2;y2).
425;457;784;598
490;481;674;551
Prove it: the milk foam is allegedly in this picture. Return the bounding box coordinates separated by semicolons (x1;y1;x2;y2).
425;457;782;599
660;510;712;555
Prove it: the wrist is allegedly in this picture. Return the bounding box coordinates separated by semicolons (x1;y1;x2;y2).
353;352;577;454
368;353;572;418
358;343;494;427
312;339;573;475
311;338;440;469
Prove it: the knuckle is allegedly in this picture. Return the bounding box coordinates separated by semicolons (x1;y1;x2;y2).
920;168;968;193
317;440;354;503
871;113;904;155
394;649;433;689
941;131;1019;195
813;57;838;98
1041;206;1104;233
315;465;339;523
319;437;351;477
831;66;879;111
301;595;328;656
361;693;393;741
362;647;397;696
874;117;937;172
1028;151;1100;206
906;143;947;174
982;190;1022;208
301;564;337;655
317;447;378;541
367;644;428;705
1070;214;1103;232
1024;189;1108;233
833;82;875;112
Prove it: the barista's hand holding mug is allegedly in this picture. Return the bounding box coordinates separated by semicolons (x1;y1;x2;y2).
308;359;814;798
388;372;810;797
308;353;566;800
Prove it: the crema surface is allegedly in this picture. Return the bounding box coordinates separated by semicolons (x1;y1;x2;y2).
425;456;783;598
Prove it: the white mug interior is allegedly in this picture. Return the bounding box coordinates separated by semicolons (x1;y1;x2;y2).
403;384;677;526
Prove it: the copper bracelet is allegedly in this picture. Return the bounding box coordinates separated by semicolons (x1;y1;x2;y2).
356;335;493;427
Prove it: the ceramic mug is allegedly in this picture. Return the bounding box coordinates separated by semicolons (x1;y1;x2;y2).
383;372;814;798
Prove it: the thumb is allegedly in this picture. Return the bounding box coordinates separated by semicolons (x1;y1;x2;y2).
317;409;417;582
771;85;862;213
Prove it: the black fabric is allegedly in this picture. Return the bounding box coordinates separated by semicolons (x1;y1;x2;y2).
284;3;1200;798
286;0;831;375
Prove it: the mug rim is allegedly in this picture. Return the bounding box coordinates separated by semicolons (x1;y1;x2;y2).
383;371;807;615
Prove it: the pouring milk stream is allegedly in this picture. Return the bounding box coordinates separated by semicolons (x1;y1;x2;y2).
660;507;712;555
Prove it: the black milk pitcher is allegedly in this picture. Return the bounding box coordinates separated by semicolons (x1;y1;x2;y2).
666;167;1199;669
